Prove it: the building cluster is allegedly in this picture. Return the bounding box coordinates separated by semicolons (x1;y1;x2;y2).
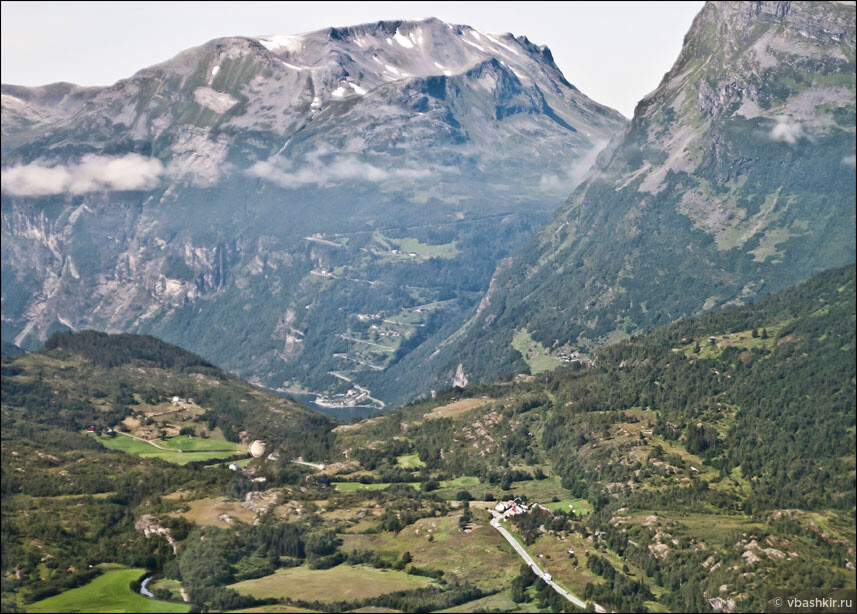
85;425;115;435
494;497;550;519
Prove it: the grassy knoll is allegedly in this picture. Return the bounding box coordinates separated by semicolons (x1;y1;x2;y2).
27;567;189;613
95;433;244;465
229;564;436;602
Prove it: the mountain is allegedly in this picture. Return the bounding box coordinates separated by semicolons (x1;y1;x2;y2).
1;18;626;415
430;0;856;388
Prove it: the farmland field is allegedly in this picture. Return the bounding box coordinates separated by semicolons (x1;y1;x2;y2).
229;564;436;602
27;567;189;613
94;433;245;465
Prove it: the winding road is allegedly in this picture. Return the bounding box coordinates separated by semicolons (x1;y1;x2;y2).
489;510;606;613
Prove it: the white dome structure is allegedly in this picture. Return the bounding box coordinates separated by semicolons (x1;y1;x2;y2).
249;440;266;458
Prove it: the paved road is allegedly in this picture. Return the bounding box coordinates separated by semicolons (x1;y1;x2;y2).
489;511;606;613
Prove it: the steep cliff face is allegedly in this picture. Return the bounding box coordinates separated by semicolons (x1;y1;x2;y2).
1;18;625;412
431;1;855;387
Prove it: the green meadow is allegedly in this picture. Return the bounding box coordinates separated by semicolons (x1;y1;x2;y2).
95;433;245;465
27;567;190;613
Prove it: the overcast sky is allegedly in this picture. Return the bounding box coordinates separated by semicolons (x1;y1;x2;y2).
1;1;703;118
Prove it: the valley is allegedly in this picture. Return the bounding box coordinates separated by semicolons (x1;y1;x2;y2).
0;17;626;410
2;264;854;613
1;2;855;613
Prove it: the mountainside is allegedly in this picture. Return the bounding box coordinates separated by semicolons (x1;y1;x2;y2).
1;330;334;459
335;264;856;611
1;18;625;415
2;268;853;613
432;0;856;388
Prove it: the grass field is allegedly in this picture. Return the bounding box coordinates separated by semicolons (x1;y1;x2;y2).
373;232;459;260
27;567;190;613
229;564;436;602
436;589;541;613
396;453;426;468
511;329;562;375
171;496;256;527
423;398;489;420
542;498;592;516
95;433;245;465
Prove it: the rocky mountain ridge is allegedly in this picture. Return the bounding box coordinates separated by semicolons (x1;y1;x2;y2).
419;0;856;389
1;17;626;413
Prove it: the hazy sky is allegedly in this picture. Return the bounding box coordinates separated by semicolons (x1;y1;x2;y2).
1;1;703;118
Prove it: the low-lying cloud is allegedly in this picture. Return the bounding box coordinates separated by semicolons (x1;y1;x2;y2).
769;116;804;145
540;138;609;192
247;153;433;188
1;154;164;196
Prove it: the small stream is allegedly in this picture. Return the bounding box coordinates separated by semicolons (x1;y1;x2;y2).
140;576;154;598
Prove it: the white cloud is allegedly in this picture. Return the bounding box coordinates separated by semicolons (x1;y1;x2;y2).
842;154;856;168
1;153;163;196
246;153;433;188
539;138;609;193
769;116;803;145
539;173;563;190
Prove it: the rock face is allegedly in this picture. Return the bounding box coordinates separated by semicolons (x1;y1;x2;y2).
426;1;856;386
1;18;625;410
134;514;178;554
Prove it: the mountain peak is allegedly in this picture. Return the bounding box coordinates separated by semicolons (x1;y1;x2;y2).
427;0;855;391
1;16;626;409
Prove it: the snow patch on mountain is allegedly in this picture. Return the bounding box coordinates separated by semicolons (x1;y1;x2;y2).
193;87;239;114
256;34;304;52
